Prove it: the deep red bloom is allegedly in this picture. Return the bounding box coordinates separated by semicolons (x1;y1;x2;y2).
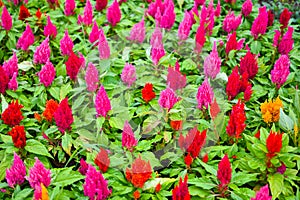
240;51;258;79
226;100;246;139
8;125;26;148
94;148;110;173
141;83;155;103
78;159;89;175
254;130;260;139
210;98;220;120
172;175;190;200
36;8;42;19
125;155;152;188
226;67;240;100
217;154;232;190
178;126;207;159
184;153;193;168
279;8;292;29
170;120;183;131
266;131;282;159
267;10;274;27
18;5;31;21
133;190;140;199
0;66;9;94
42;99;59;122
65;51;82;80
53;98;73;134
95;0;107;11
202;153;209;163
155;183;161;193
1;100;24;126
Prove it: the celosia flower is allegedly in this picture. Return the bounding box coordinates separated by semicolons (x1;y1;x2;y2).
96;0;108;12
1;100;23;126
178;126;207;159
38;61;56;87
189;3;199;24
89;21;100;45
195;23;206;54
83;0;93;26
210;98;220;120
225;32;245;55
94;148;110;173
8;125;26;148
6;153;26;188
223;11;242;33
224;0;236;5
151;47;165;66
226;100;246;139
277;163;286;174
251;184;272;200
167;63;186;91
65;51;82;80
278;26;294;55
33;37;51;65
34;183;49;200
78;159;89;175
202;153;209;163
266;131;282;159
83;164;111;199
260;97;283;124
44;16;57;38
36;8;42;20
122;121;138;152
8;72;18;91
98;29;110;59
242;0;252;17
244;84;252;102
28;158;51;189
3;52;18;79
107;0;121;27
271;55;290;88
197;78;214;110
204;42;221;79
147;0;163;18
127;18;146;43
158;88;179;110
95;85;111;117
240;50;258;79
279;8;292;30
226;68;240;100
215;0;221;17
184;153;193;168
150;26;165;65
53;98;74;133
155;183;161;193
267;10;274;27
157;0;175;30
217;154;231;192
17;24;34;51
85;62;99;92
125;155;152;188
0;66;9;94
121;63;136;87
141;83;155;103
251;6;268;39
1;6;12;31
42;99;59;122
18;5;31;21
172;175;190;200
195;0;205;7
64;0;75;16
60;30;74;56
170;120;183;131
150;26;163;47
178;11;192;41
273;30;281;47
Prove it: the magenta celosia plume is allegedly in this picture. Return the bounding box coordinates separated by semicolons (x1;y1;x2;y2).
156;0;176;30
158;88;179;110
33;37;51;65
3;52;18;79
0;66;9;94
251;6;268;39
65;51;82;80
6;153;26;188
242;0;253;17
44;16;57;38
271;55;290;88
8;72;18;91
127;18;146;43
17;24;35;51
215;0;221;17
278;26;294;55
178;11;192;41
122;121;138;151
89;21;100;45
64;0;76;16
223;11;242;33
38;60;56;87
151;26;165;65
273;30;281;48
85;62;99;92
279;8;292;30
53;98;74;133
251;184;272;200
197;78;214;110
121;63;136;87
96;0;108;12
1;6;13;31
95;85;112;117
107;0;121;27
225;31;245;55
60;30;74;56
28;158;51;189
204;42;221;79
195;23;206;54
98;29;110;59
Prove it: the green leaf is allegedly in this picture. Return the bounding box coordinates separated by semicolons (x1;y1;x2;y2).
13;188;33;200
62;134;72;156
18;61;34;71
1;94;8;114
52;168;84;187
232;172;258;186
49;87;60;101
25;139;54;159
279;108;294;132
268;173;284;199
251;40;262;54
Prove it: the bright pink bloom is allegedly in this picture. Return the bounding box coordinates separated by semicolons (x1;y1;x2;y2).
44;16;57;38
6;153;26;188
158;88;179;110
83;164;111;200
240;50;258;79
64;0;76;16
28;158;51;189
225;32;244;55
151;47;165;65
95;85;111;117
195;0;205;7
84;0;93;26
150;26;165;65
65;51;82;80
96;0;108;12
226;100;246;139
121;63;136;87
189;3;199;24
17;24;34;51
33;37;51;65
273;30;281;47
150;26;163;47
172;175;190;200
98;29;110;59
147;0;163;18
122;121;138;151
223;11;242;33
197;78;214;110
53;98;74;133
107;0;121;27
178;11;192;41
60;30;74;56
1;6;12;31
89;21;100;45
8;73;18;91
127;18;145;43
204;42;221;79
242;0;253;17
38;61;56;87
251;185;272;200
0;66;9;94
167;62;186;91
215;0;221;17
279;8;292;29
85;62;99;92
195;23;206;54
157;0;175;30
217;154;232;192
251;6;268;39
278;26;294;55
271;55;290;88
3;52;18;79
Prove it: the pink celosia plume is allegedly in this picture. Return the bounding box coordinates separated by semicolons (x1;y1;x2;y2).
251;6;268;39
33;37;51;65
107;0;121;26
6;153;26;188
64;0;76;16
85;62;99;92
95;85;112;117
98;29;110;59
127;18;146;43
158;88;179;110
60;30;74;56
204;42;221;79
271;55;290;88
122;121;138;151
38;60;56;87
1;6;13;31
17;24;34;51
121;63;136;87
44;16;57;38
196;78;214;110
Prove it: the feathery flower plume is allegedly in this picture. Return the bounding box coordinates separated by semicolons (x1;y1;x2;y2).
172;175;190;200
225;32;245;55
44;16;57;38
8;125;26;148
251;6;268;39
260;97;283;124
96;0;108;12
239;50;258;79
95;85;111;117
107;0;121;26
1;6;12;31
215;0;221;17
196;78;214;110
147;0;163;17
226;100;246;139
195;0;205;7
98;29;110;59
43;99;59;122
242;0;252;17
78;159;89;175
204;42;221;79
158;88;179;110
94;148;110;173
60;30;74;56
17;24;34;51
157;0;175;30
89;21;100;45
65;51;82;80
267;10;274;27
251;184;272;200
8;72;18;91
38;61;56;87
84;0;93;26
273;30;281;47
266;131;282;159
279;8;292;30
195;23;206;54
217;154;232;195
127;18;145;43
141;83;155;103
0;66;9;94
122;121;138;152
3;52;18;79
33;183;49;200
18;5;31;21
223;11;242;33
1;100;23;126
178;11;192;41
28;158;51;189
53;98;74;133
167;62;186;91
226;67;240;100
64;0;76;16
271;55;290;88
121;63;136;87
85;62;99;92
6;153;26;188
33;37;51;65
278;26;294;55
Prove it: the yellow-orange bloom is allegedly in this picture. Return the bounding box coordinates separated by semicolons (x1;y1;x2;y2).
260;97;283;123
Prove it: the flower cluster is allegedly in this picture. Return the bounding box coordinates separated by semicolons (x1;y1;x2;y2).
1;100;24;126
217;154;232;195
53;98;74;133
122;121;138;152
6;153;26;188
260;97;283;124
94;148;110;173
167;62;186;91
226;100;246;139
8;125;26;148
141;83;155;103
158;88;179;110
42;99;59;122
95;85;112;117
172;175;190;200
271;55;290;88
196;78;214;110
